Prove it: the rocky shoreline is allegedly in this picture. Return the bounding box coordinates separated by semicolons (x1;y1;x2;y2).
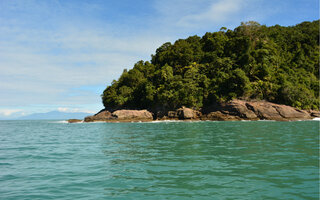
68;100;319;123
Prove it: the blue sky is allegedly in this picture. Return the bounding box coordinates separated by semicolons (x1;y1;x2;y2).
0;0;318;118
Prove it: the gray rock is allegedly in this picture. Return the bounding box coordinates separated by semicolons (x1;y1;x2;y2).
111;109;153;121
84;110;113;122
67;119;82;123
176;107;201;119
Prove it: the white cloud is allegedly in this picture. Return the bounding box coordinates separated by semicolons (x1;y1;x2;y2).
0;26;168;107
57;107;69;112
178;0;244;27
153;0;265;34
0;0;269;113
0;109;23;116
57;107;95;113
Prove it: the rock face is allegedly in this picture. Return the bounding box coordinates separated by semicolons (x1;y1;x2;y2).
204;100;312;121
245;101;311;120
205;111;240;121
309;110;320;117
84;110;113;122
111;109;153;121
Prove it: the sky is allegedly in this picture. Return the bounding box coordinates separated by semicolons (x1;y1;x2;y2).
0;0;318;118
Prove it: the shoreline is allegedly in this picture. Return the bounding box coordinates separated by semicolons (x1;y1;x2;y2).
66;118;320;123
68;100;319;123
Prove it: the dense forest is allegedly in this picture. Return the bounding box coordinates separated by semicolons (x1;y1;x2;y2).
102;20;319;111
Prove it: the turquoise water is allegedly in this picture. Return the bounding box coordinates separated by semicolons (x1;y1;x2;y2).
0;120;319;199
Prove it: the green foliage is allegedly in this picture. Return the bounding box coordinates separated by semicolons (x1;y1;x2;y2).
102;20;320;110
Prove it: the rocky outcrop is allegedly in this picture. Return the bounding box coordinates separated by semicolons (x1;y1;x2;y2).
111;110;153;121
67;119;83;123
84;109;113;122
308;110;320;117
203;100;312;121
204;111;241;121
72;100;316;123
245;101;311;120
82;109;153;122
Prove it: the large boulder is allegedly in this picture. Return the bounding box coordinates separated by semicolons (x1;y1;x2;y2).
204;100;312;121
245;101;311;120
176;107;201;119
226;100;258;119
111;109;153;121
84;110;113;122
245;102;284;120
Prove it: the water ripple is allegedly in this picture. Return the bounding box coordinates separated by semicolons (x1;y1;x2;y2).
0;120;318;199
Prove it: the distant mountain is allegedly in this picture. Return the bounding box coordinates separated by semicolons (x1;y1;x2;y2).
18;111;92;120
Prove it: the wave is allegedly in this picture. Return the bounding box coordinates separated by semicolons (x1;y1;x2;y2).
52;120;84;124
52;120;68;123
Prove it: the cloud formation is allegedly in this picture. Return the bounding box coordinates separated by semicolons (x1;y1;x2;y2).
0;109;23;116
57;107;95;113
0;12;168;108
178;0;245;27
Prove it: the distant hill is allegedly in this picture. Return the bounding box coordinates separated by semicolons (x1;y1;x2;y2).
18;111;92;120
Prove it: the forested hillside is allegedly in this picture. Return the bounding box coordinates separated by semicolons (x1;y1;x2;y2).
102;20;319;110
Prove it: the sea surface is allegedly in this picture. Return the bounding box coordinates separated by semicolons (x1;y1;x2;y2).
0;120;319;200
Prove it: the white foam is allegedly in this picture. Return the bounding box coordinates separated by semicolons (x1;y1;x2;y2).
150;120;180;123
52;120;85;124
52;120;68;123
70;121;84;123
312;117;320;121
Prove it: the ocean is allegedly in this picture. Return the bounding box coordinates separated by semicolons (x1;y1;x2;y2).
0;120;319;199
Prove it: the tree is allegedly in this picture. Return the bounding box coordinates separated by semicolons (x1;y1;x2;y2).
102;20;320;110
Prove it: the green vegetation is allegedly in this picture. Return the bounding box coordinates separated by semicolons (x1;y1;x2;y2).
102;20;320;110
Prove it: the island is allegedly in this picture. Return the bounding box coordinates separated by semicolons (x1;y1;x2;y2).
71;20;320;122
